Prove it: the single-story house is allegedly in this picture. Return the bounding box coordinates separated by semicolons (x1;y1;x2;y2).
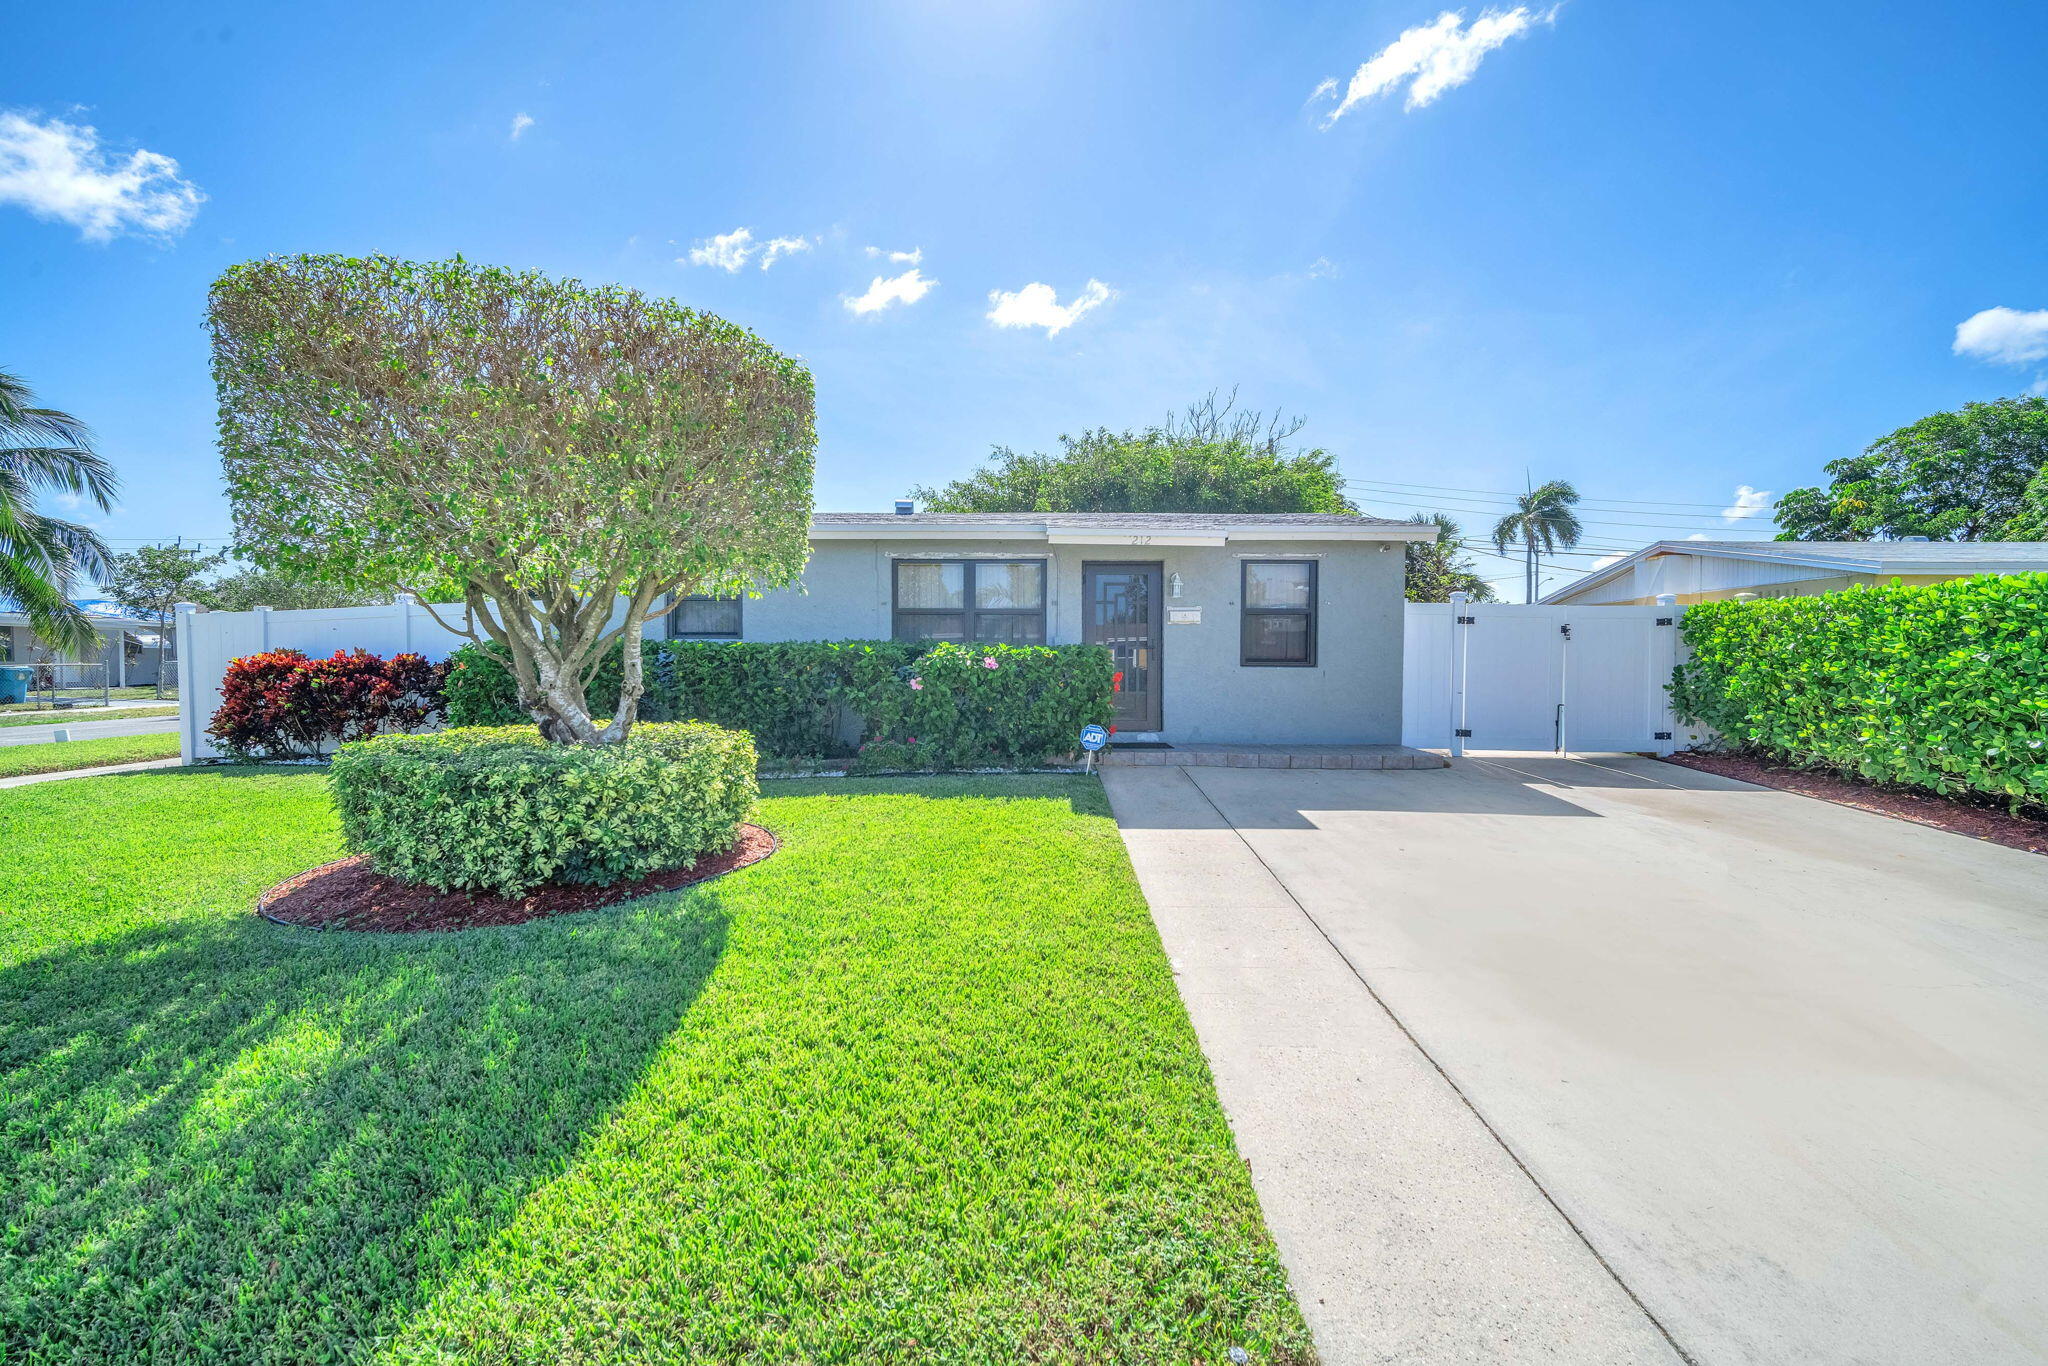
661;510;1436;745
1540;539;2048;607
0;600;174;687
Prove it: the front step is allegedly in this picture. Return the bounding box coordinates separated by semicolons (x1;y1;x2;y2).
1097;744;1448;771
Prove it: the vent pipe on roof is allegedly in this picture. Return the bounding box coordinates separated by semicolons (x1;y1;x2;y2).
894;499;915;516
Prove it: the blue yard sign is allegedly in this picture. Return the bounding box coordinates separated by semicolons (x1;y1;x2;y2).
1079;724;1110;752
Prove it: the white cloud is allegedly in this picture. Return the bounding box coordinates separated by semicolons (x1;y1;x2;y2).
1306;256;1339;279
0;110;204;241
844;267;935;315
686;228;754;271
683;227;814;271
1592;553;1624;569
1314;6;1558;123
509;112;535;140
986;279;1115;336
757;235;812;270
1721;485;1773;522
1953;306;2048;366
1685;532;1710;541
865;245;923;265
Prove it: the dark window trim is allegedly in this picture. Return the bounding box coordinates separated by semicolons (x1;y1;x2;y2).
667;593;744;640
891;558;1049;643
1240;558;1319;667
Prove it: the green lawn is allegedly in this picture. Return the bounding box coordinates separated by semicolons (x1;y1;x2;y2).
0;705;179;729
0;731;181;779
0;768;1312;1364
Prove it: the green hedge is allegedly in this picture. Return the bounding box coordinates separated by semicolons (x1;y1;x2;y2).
445;639;1115;770
1670;573;2048;807
329;722;758;896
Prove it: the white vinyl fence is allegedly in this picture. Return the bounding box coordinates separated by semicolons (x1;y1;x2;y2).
1402;597;1689;755
174;598;476;762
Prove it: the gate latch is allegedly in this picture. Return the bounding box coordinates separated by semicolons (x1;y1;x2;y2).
1456;615;1477;624
1655;616;1674;626
1559;623;1572;638
1454;728;1473;738
1654;731;1673;740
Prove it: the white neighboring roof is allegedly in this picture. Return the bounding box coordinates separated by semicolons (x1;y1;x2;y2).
0;599;158;632
810;511;1435;546
1541;539;2048;604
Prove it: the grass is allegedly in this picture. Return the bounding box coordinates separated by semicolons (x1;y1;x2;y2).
0;731;181;779
0;706;178;729
0;768;1313;1364
0;685;170;714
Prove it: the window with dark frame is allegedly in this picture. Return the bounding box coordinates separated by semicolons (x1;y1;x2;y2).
1241;560;1317;666
668;594;743;639
892;560;1047;644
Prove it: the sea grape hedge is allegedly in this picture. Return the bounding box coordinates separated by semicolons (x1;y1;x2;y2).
444;638;1116;770
329;722;758;896
208;648;448;760
1669;573;2048;807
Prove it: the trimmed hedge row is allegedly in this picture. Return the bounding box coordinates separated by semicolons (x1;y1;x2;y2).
445;638;1116;770
1670;572;2048;807
330;722;758;896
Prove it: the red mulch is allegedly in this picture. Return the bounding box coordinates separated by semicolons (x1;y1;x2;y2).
258;823;779;932
1660;752;2048;858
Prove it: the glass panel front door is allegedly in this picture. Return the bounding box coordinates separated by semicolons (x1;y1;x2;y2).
1083;563;1162;732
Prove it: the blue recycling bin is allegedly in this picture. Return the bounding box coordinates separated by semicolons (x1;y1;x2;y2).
0;666;31;706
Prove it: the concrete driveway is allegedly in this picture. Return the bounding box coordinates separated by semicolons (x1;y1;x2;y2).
1105;756;2048;1366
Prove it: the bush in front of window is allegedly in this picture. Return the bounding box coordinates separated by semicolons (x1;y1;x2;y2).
876;642;1116;770
443;639;1114;769
329;722;758;896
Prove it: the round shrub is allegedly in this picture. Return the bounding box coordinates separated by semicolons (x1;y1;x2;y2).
329;723;759;897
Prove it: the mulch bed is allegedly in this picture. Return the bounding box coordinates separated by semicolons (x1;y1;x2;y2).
258;823;779;932
1660;752;2048;858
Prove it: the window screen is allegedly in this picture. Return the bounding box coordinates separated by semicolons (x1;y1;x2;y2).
894;560;1046;644
1241;560;1317;666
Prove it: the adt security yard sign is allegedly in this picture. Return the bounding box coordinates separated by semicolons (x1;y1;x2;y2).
1079;723;1110;772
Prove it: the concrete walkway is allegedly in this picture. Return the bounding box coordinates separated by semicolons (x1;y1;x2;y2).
0;758;183;789
1105;757;2048;1366
0;715;180;746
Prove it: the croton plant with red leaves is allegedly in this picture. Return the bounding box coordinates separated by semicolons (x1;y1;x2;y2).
208;648;450;760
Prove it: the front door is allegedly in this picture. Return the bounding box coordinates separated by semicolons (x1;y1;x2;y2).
1083;562;1163;733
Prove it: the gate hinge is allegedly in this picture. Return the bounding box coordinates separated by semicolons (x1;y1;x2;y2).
1655;616;1674;626
1454;728;1473;738
1455;615;1477;624
1654;731;1673;741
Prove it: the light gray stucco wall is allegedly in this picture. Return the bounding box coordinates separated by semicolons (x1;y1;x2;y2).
688;535;1408;744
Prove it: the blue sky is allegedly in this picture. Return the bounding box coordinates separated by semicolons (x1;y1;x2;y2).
6;1;2046;598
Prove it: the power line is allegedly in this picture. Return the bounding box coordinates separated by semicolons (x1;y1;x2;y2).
1345;476;1784;512
1352;491;1780;536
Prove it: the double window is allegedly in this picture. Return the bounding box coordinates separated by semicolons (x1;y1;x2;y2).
892;560;1047;644
668;594;743;639
1241;560;1317;666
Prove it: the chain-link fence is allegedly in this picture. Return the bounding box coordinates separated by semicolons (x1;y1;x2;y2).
29;661;112;710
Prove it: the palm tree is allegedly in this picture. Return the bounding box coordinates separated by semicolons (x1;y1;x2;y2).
1491;479;1583;603
1;369;117;657
1404;512;1497;602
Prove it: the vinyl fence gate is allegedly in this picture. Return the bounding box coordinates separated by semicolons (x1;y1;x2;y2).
1401;599;1685;756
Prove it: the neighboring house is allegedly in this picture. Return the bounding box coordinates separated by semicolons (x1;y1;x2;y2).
1542;539;2048;607
665;511;1435;744
0;600;174;687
